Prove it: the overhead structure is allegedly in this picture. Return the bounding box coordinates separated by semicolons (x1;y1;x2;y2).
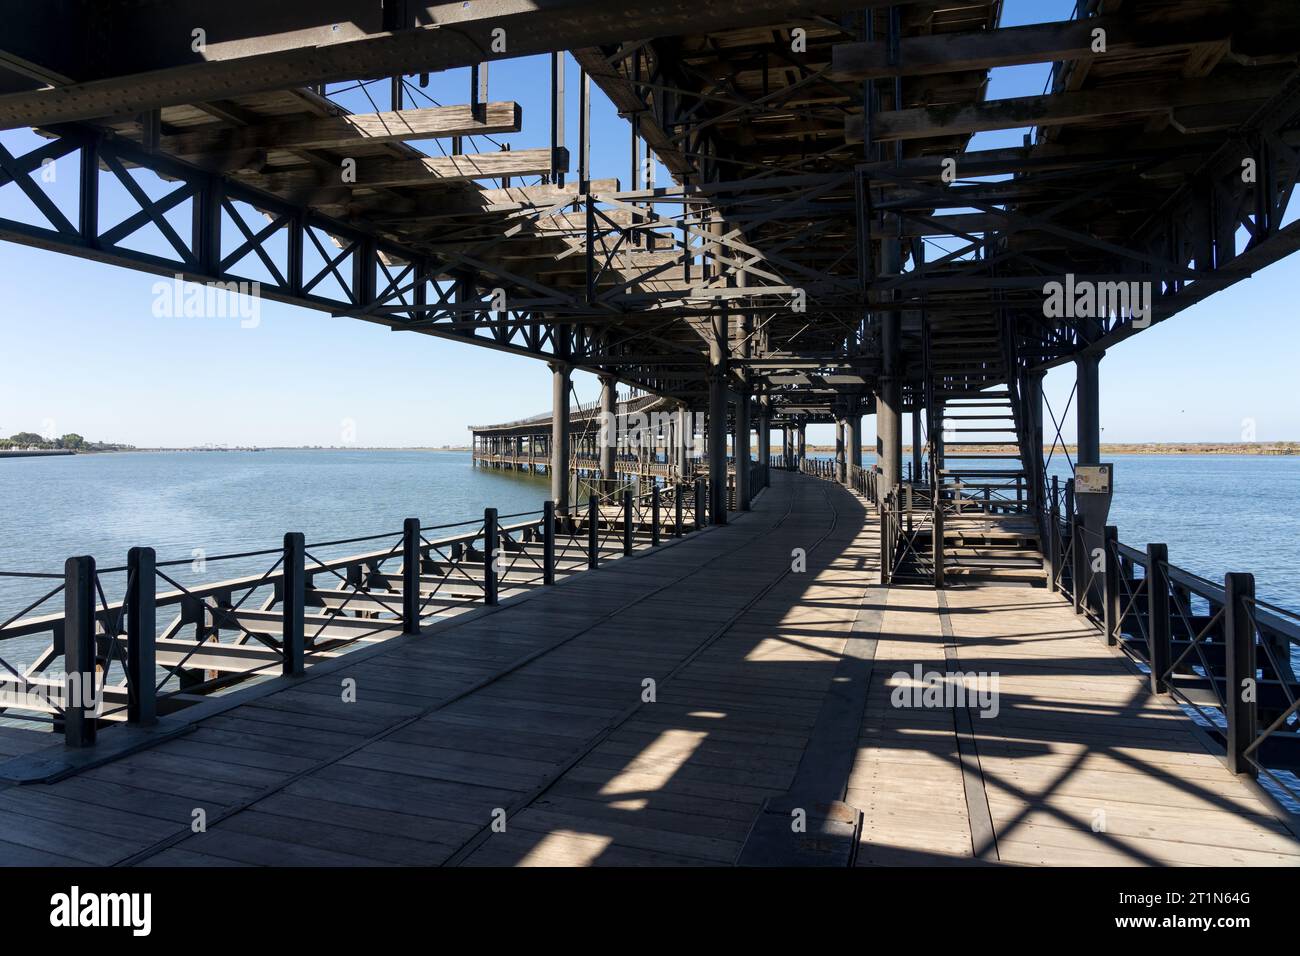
2;0;1300;527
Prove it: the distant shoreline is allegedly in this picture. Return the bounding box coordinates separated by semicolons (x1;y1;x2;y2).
133;445;473;453
806;442;1299;456
1;445;473;457
6;443;1296;458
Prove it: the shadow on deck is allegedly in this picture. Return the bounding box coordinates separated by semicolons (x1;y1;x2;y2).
0;473;1296;867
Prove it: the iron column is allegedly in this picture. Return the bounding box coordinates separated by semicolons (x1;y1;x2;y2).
911;406;923;483
848;408;863;481
708;216;729;524
877;233;903;493
708;364;728;524
736;389;751;509
599;373;616;484
676;402;691;481
550;361;571;514
1025;369;1046;513
835;419;846;483
1076;351;1103;466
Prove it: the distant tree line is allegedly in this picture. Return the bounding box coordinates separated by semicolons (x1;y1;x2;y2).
0;432;133;452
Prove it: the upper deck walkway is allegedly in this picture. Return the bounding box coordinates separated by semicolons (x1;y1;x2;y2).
0;472;1295;867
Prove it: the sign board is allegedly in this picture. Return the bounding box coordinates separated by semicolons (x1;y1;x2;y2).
1074;463;1112;495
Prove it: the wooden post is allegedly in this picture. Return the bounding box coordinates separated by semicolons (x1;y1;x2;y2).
1146;543;1171;693
282;533;305;675
403;518;421;634
1224;572;1257;776
543;500;556;585
587;495;599;568
483;508;498;605
126;546;156;725
63;555;97;747
622;488;633;555
1102;525;1120;646
652;487;661;546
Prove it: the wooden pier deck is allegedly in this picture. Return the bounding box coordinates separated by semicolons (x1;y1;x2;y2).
0;472;1296;867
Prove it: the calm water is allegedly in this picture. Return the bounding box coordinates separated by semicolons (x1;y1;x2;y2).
0;450;551;622
816;451;1300;611
2;449;1298;618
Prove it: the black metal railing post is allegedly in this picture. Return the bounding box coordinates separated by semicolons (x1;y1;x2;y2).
403;518;421;634
1102;525;1120;646
282;532;305;675
694;479;704;530
483;508;499;605
543;500;556;585
1224;571;1257;776
879;496;891;586
1070;517;1085;616
63;555;98;747
932;488;945;589
587;494;599;568
1146;543;1171;693
126;546;156;725
674;483;684;536
622;488;633;555
652;487;661;546
1045;480;1059;588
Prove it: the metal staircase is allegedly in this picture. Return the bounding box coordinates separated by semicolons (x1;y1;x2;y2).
924;317;1045;585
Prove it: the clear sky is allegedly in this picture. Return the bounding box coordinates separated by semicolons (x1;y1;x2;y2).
0;0;1296;448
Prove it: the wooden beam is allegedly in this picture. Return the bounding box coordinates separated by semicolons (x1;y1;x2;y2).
830;8;1234;80
846;67;1294;143
365;179;621;220
161;102;522;156
0;0;888;130
241;147;557;192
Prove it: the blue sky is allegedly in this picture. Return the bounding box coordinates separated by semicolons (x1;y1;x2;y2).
0;0;1296;448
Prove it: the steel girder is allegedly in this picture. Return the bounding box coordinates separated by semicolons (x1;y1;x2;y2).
0;124;721;398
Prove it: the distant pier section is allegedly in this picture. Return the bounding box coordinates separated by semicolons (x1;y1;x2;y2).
470;387;705;485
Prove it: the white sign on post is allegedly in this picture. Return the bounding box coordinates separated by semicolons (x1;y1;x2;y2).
1075;464;1112;494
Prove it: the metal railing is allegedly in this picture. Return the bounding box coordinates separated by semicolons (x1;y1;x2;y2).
1038;474;1300;801
0;481;710;748
799;456;836;479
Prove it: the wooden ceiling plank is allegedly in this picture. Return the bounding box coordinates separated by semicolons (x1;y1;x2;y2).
162;102;521;157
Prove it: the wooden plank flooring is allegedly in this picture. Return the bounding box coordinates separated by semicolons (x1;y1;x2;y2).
0;472;1295;867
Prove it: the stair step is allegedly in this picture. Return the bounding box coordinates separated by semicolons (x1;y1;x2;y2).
944;566;1046;582
946;554;1042;567
940;468;1027;477
948;539;1039;548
